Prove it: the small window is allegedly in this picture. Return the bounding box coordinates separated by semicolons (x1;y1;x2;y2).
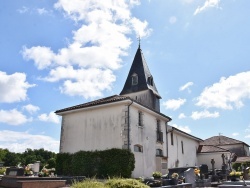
132;73;138;85
156;120;163;142
138;111;143;127
148;76;153;86
156;120;161;131
156;131;163;142
171;132;174;145
156;149;163;156
134;145;143;152
181;141;184;154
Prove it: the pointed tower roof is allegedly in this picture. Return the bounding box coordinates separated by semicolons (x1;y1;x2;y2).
120;46;161;98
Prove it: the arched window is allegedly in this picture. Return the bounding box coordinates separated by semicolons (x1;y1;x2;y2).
132;73;138;85
134;145;143;152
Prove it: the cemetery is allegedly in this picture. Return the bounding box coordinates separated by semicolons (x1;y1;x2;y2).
1;153;250;188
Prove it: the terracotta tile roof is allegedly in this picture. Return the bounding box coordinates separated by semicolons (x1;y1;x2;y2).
200;135;249;147
235;156;250;163
197;145;230;153
55;95;130;113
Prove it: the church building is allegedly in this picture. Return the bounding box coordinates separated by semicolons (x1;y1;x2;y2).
55;45;201;177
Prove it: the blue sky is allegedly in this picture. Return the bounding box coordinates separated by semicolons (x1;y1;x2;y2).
0;0;250;153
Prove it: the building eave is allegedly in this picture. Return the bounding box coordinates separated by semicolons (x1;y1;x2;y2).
169;126;203;142
55;94;172;122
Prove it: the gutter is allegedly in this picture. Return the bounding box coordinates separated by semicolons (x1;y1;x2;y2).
127;100;133;150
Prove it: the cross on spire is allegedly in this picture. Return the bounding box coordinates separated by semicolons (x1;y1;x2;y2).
137;36;141;49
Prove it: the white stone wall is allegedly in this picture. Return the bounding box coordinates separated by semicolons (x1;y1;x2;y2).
197;152;231;170
58;100;170;178
59;102;127;153
129;103;169;178
167;129;200;169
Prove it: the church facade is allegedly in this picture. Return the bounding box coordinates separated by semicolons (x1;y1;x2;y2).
55;46;203;177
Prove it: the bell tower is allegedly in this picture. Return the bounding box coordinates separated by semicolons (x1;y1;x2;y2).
120;45;161;112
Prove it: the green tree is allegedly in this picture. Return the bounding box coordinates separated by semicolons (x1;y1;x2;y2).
0;148;57;168
4;152;20;166
47;158;56;168
0;148;9;162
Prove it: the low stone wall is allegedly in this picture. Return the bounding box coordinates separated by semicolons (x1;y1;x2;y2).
162;183;192;188
0;176;66;188
219;180;250;187
17;180;66;188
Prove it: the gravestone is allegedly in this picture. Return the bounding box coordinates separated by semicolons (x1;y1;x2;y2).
211;159;219;182
211;159;216;175
6;167;24;176
184;168;195;188
221;154;228;180
243;166;250;180
199;164;208;179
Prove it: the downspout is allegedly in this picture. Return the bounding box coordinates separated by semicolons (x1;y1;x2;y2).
127;100;134;150
166;122;169;158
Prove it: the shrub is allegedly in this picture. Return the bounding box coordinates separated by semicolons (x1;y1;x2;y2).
0;167;6;175
105;178;150;188
71;178;150;188
152;171;162;178
56;148;135;178
229;171;242;176
71;179;106;188
56;152;72;175
46;157;56;169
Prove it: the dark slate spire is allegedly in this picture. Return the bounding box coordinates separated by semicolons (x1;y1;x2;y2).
120;46;161;98
120;45;161;112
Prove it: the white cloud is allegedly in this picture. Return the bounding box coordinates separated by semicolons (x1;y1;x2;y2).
22;0;150;99
191;110;219;120
0;109;32;125
196;71;250;109
0;71;35;103
0;130;59;153
182;0;195;4
194;0;220;15
232;132;239;137
22;46;55;70
172;124;191;133
17;6;29;14
169;16;177;24
179;82;193;92
178;113;186;119
44;66;115;98
245;126;250;132
23;104;40;114
163;98;186;110
130;17;152;37
37;8;49;15
38;112;60;124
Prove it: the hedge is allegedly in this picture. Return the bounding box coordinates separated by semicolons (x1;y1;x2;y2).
56;148;135;178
